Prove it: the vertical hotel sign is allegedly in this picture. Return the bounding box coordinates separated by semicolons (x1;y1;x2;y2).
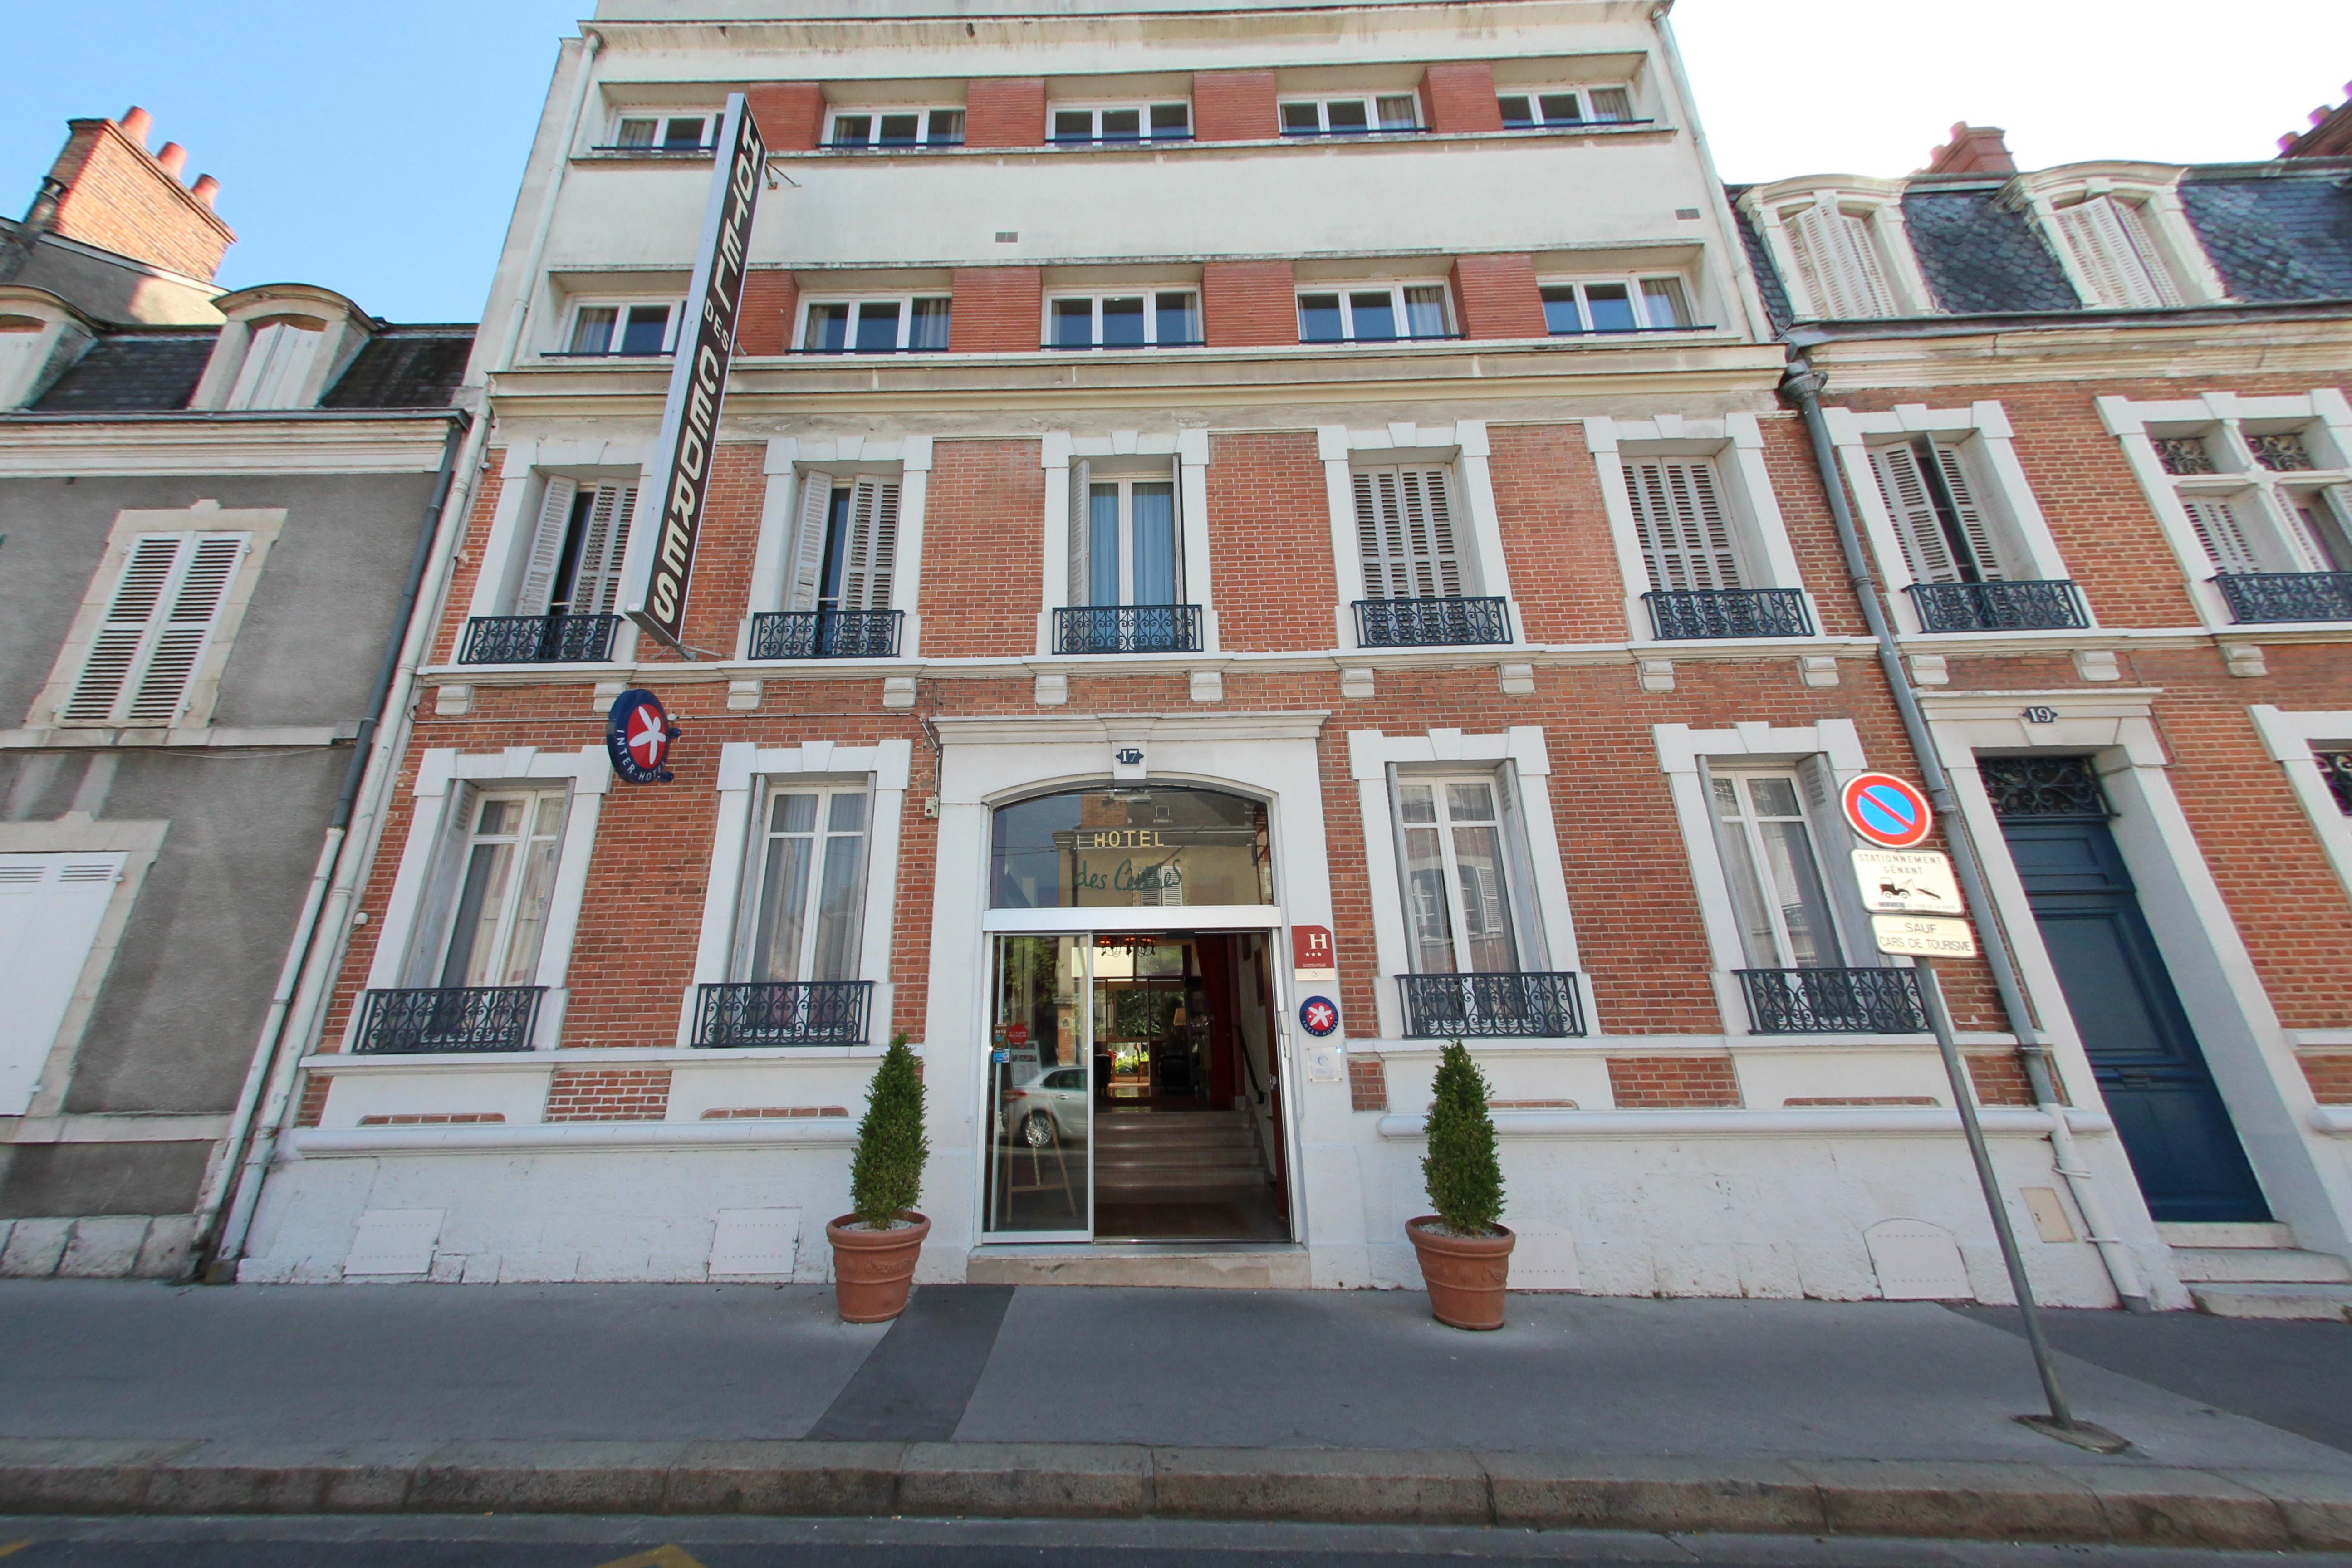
622;92;765;652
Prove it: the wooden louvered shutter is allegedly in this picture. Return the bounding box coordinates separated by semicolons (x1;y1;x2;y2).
1626;458;1741;592
514;477;578;616
1067;458;1092;607
2056;197;2182;309
1355;466;1460;600
1788;203;1895;319
1870;442;1959;583
2183;497;2264;574
787;472;833;611
568;483;637;615
1927;441;2003;579
63;533;246;725
840;478;900;610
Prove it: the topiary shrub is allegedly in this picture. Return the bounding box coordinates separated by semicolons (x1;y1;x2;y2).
850;1032;928;1229
1421;1039;1504;1236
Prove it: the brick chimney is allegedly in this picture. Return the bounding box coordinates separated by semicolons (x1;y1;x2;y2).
17;107;236;281
2278;84;2352;158
1922;122;2017;176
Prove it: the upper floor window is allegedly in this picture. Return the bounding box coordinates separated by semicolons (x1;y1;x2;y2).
1743;181;1933;323
1498;88;1632;127
2049;194;2183;309
1280;95;1419;136
1394;775;1533;976
225;315;328;409
1355;465;1462;601
57;532;248;726
1298;284;1451;344
2014;167;2226;311
610;113;715;152
1049;103;1190;144
1069;464;1181;608
828;108;965;149
1047;291;1200;349
564;301;678;358
787;473;901;615
516;479;638;620
799;296;951;354
1624;456;1740;594
739;784;871;985
1541;276;1690;334
1866;437;2013;585
1711;769;1843;970
415;789;567;989
1785;200;1898;318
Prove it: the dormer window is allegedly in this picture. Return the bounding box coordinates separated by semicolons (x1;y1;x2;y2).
224;315;327;410
2013;167;2228;310
828;108;965;149
1498;88;1632;127
2050;194;2182;308
1741;181;1934;322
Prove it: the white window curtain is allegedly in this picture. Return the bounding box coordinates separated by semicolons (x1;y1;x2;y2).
1354;466;1461;599
1710;769;1844;970
1394;776;1521;975
1869;439;2004;583
1625;458;1740;592
2055;196;2184;310
413;789;566;989
514;479;637;617
1787;204;1896;319
789;475;901;612
61;532;247;725
1072;472;1179;607
225;318;327;409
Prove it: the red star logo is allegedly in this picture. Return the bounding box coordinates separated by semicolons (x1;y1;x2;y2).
1304;1001;1337;1033
627;705;667;768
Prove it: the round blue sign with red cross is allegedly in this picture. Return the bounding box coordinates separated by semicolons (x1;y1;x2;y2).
1841;772;1933;848
1299;996;1340;1037
606;688;681;785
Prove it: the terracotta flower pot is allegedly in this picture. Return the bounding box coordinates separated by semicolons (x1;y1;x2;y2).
1406;1215;1514;1330
827;1211;930;1323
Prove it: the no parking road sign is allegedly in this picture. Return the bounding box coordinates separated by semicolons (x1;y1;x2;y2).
1841;772;1933;849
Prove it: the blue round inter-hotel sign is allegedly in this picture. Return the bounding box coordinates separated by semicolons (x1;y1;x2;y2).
1299;996;1339;1037
606;688;681;784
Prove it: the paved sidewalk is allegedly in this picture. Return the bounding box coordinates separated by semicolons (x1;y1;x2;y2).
2;1280;2349;1547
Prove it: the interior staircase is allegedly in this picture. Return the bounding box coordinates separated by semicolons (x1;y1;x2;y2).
1094;1109;1269;1202
2161;1222;2352;1320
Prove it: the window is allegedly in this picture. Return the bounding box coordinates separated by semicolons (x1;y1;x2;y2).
739;785;869;983
1782;200;1898;319
989;787;1273;911
1624;457;1739;593
564;301;677;357
1710;771;1842;969
1867;438;2007;584
1279;95;1419;136
828;108;965;149
1049;103;1190;144
0;852;127;1116
798;297;951;353
787;475;900;614
2050;194;2184;309
1046;291;1200;348
2141;416;2352;576
1395;777;1524;975
2321;750;2352;816
1498;88;1632;127
611;113;715;151
225;316;327;409
1541;277;1690;334
417;791;566;989
1068;465;1180;607
1355;466;1461;600
514;480;637;618
59;533;248;725
1298;284;1450;343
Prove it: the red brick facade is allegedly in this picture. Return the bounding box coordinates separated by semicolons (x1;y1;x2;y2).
736;270;798;355
1193;70;1279;142
947;266;1043;353
1201;260;1298;347
1607;1055;1742;1108
965;79;1047;148
1418;63;1505;135
544;1068;673;1122
1450;254;1546;340
744;83;826;152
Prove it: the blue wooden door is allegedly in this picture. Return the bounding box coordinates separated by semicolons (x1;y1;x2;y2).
2002;818;2269;1222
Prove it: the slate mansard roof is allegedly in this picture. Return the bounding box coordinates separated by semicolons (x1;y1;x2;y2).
1734;160;2352;331
24;323;474;414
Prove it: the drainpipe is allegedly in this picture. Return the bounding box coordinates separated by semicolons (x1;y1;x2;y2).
1780;356;2151;1313
193;31;609;1281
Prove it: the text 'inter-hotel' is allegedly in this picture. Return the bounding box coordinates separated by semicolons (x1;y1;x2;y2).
7;0;2352;1309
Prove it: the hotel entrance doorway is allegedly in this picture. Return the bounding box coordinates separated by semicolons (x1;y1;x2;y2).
983;929;1289;1243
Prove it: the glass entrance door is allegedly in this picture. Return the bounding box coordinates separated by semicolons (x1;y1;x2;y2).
984;934;1092;1238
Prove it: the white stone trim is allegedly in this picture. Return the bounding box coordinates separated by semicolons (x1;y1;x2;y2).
360;746;610;1050
1652;718;1871;1034
1318;421;1517;651
1922;689;2352;1259
1347;725;1585;1040
743;436;934;659
0;819;168;1121
285;1118;859;1158
682;737;914;1045
2248;705;2352;906
1037;429;1215;655
1377;1105;2115;1140
1586;413;1815;642
1822;401;2082;632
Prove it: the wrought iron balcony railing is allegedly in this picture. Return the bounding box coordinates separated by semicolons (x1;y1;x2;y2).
1644;588;1813;641
695;980;874;1048
1905;579;2089;633
749;609;903;660
1353;595;1511;647
353;985;544;1054
2214;571;2352;624
457;613;620;665
1737;967;1927;1034
1053;604;1203;655
1398;971;1586;1039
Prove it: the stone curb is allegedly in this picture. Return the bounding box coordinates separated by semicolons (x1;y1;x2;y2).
0;1439;2345;1549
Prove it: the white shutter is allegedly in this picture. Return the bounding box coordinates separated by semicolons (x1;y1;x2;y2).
515;477;578;616
2056;197;2182;310
1789;203;1895;319
568;483;637;615
1067;457;1092;607
2184;497;2264;574
62;533;246;725
225;321;325;410
1928;441;2003;579
840;478;900;611
0;853;125;1115
1625;459;1740;592
786;472;833;612
1869;443;1960;583
1355;466;1460;599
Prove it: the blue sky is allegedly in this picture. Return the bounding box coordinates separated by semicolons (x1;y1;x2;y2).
7;2;2349;323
